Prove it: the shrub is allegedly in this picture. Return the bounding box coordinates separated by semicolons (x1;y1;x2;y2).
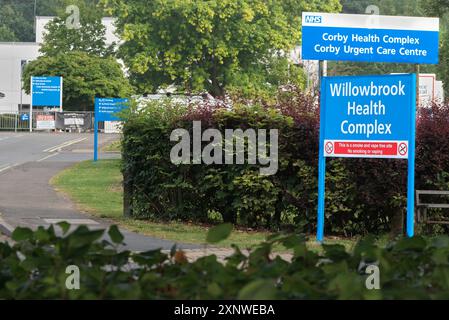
122;90;449;236
1;224;449;299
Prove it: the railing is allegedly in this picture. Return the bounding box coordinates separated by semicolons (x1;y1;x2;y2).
0;111;100;132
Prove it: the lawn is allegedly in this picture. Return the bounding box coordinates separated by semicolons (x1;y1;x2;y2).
51;159;357;250
101;140;121;152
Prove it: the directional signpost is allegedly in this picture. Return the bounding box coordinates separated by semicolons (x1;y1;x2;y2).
94;98;129;161
30;76;63;132
21;113;29;121
301;12;439;241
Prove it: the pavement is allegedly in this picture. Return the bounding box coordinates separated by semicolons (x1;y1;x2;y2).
174;248;293;263
0;132;199;251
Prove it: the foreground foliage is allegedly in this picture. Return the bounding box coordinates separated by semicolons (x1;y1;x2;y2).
1;224;449;299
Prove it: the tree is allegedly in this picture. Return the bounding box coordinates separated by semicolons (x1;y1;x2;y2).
101;0;341;97
0;0;66;42
22;52;133;111
334;1;449;98
39;0;113;57
422;0;449;97
0;1;33;42
227;55;306;102
0;25;17;42
421;0;449;17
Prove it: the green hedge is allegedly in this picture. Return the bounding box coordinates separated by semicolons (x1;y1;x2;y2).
1;224;449;299
121;90;449;236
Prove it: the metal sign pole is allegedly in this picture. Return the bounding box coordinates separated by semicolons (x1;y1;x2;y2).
406;68;419;237
317;60;326;242
94;98;98;162
30;77;33;133
60;77;63;112
94;119;98;162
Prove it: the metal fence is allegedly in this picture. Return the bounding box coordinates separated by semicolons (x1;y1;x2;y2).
0;111;99;132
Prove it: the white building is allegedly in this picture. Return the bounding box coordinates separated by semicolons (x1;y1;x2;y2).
0;17;118;113
0;43;39;112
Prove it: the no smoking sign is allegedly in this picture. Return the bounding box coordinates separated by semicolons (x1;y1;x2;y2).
325;142;334;154
398;142;408;156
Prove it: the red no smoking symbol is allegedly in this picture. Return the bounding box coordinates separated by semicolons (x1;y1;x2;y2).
325;142;334;154
398;143;408;156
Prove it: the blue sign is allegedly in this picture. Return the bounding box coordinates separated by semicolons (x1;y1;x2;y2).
95;98;129;122
321;74;415;159
21;114;29;121
317;74;417;241
31;76;63;107
302;12;439;64
94;97;129;161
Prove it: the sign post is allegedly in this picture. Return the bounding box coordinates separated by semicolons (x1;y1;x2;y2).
317;74;416;241
94;98;129;161
302;12;439;241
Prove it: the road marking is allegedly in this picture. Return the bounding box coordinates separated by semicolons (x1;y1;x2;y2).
0;216;14;236
37;153;59;162
0;164;11;173
43;138;86;152
0;163;19;174
44;137;87;153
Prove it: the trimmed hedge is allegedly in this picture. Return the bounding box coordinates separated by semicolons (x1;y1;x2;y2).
122;90;449;236
2;224;449;299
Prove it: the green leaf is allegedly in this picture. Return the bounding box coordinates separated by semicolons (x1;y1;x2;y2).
170;244;177;258
57;221;71;235
394;236;427;252
108;225;124;244
12;227;33;241
206;223;233;243
237;279;277;300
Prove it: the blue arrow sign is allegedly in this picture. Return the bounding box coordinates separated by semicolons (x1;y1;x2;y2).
94;97;129;162
95;98;129;122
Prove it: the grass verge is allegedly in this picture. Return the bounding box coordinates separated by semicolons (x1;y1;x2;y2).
51;159;356;250
101;140;121;152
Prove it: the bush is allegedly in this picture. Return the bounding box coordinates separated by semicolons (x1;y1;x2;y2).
122;91;449;236
1;224;449;299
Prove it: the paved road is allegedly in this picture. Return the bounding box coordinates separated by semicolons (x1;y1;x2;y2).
0;132;199;251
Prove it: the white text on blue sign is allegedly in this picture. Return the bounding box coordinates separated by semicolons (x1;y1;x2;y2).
302;12;439;64
321;74;415;159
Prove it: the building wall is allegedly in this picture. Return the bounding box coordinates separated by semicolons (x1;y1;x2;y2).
0;43;40;112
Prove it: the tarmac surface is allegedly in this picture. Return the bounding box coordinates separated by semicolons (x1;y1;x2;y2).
0;132;199;251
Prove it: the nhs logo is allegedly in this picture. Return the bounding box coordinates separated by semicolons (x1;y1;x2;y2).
304;15;322;23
